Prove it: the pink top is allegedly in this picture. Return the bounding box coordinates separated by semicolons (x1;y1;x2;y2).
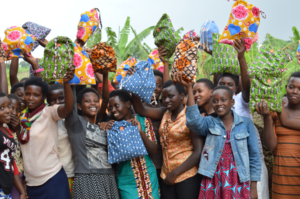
20;105;62;186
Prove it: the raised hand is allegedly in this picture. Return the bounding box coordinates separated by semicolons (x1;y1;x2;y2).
232;38;246;58
63;68;75;83
255;99;270;116
158;46;168;63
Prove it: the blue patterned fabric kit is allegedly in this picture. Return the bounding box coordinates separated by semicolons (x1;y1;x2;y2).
199;20;219;52
107;120;148;164
119;61;156;104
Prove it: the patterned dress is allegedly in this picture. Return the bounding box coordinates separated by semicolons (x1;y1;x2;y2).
199;131;250;199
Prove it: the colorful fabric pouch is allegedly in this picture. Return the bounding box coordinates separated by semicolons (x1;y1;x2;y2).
297;41;300;65
113;56;137;83
120;61;156;104
77;8;101;43
2;26;36;58
211;33;240;75
153;14;180;60
219;0;261;51
86;27;102;49
107;120;148;164
183;30;198;40
90;42;117;74
42;37;75;84
172;39;200;83
22;22;51;51
56;43;96;85
0;39;6;62
147;49;164;72
200;20;219;52
248;45;287;112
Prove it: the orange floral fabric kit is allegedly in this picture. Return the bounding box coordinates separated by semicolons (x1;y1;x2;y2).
219;0;261;51
90;42;117;74
172;39;200;83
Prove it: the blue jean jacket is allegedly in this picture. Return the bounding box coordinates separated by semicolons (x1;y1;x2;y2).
186;105;261;183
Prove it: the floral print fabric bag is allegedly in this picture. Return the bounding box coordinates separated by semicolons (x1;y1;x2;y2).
219;0;261;51
0;39;6;62
113;56;137;83
22;22;51;52
147;49;164;72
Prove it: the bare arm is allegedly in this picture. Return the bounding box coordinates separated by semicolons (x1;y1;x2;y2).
136;120;157;155
158;46;170;83
278;104;300;130
0;61;8;94
233;39;250;102
10;57;19;86
23;53;42;77
57;69;75;118
14;174;26;199
97;70;109;122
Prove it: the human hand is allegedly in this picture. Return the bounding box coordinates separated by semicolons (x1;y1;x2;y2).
232;38;246;58
126;65;136;76
250;181;258;199
127;118;142;132
63;68;75;83
164;171;177;185
172;72;192;88
255;99;270;116
23;52;37;65
158;46;167;63
193;36;200;42
37;39;49;48
19;193;27;199
101;120;115;132
8;114;21;133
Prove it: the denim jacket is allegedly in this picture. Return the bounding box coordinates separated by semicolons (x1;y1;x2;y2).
186;105;261;183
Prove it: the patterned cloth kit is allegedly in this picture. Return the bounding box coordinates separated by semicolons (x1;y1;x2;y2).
219;0;261;51
153;13;180;61
183;30;198;40
200;20;219;52
113;56;137;83
90;42;117;74
77;8;101;43
147;49;164;72
248;45;287;112
107;120;148;164
211;33;240;75
120;61;156;104
172;39;200;83
42;37;75;84
297;41;300;65
22;22;51;51
0;39;6;62
2;26;36;58
86;27;102;49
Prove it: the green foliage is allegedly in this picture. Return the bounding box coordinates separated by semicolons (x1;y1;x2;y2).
245;42;259;64
87;28;102;49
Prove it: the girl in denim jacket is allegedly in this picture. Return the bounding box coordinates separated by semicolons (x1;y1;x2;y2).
174;72;261;199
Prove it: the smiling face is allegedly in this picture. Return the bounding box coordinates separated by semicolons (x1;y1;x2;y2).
24;85;46;111
108;96;131;121
47;89;65;106
286;77;300;105
218;77;237;96
0;96;12;124
13;87;26;111
212;89;234;117
162;85;184;112
152;76;163;102
193;82;213;107
9;98;21;117
78;92;100;118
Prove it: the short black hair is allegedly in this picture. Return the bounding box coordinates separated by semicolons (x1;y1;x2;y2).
49;84;64;93
217;73;239;87
213;85;233;99
24;77;49;96
109;90;132;103
76;88;100;104
20;77;29;82
162;80;185;94
0;92;6;98
8;94;21;102
153;70;163;81
288;72;300;82
11;82;24;94
195;78;214;90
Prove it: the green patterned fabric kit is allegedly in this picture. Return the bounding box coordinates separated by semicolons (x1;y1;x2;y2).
87;27;102;49
248;45;287;112
153;13;180;61
42;36;75;84
211;33;240;75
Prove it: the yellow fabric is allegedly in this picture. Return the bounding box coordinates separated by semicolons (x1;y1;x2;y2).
113;56;137;83
77;9;100;42
56;43;96;85
3;26;36;58
147;49;164;72
219;0;260;51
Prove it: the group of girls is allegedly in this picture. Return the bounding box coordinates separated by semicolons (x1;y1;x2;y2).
0;16;300;199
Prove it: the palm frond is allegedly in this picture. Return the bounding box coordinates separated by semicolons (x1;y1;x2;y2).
292;26;300;41
105;27;117;48
118;17;131;56
175;27;184;36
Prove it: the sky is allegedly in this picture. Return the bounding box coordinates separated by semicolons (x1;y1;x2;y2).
0;0;299;59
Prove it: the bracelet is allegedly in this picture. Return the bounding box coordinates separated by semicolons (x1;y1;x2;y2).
33;68;44;74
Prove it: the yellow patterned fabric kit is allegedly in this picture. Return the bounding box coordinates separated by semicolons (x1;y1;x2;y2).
0;39;6;62
172;39;200;83
56;43;96;85
2;26;36;58
113;56;137;83
77;9;100;43
147;49;164;72
219;0;260;51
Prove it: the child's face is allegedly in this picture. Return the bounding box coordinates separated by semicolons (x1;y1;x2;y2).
108;96;130;121
152;76;163;101
47;89;65;106
78;92;100;117
212;89;234;117
9;98;21;117
286;77;300;105
162;85;184;112
13;87;26;111
0;96;12;124
193;82;212;107
24;85;45;110
218;77;236;95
